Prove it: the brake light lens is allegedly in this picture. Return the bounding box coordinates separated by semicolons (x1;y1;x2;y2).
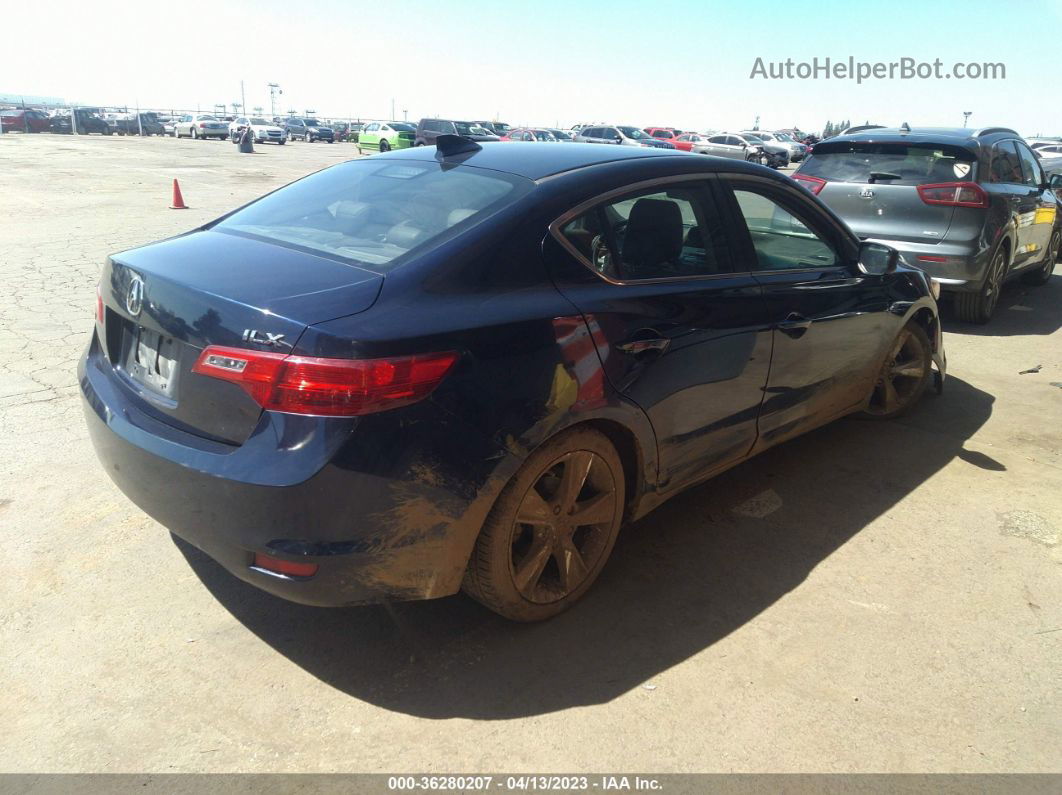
95;283;104;324
917;182;989;208
792;173;826;195
199;122;207;128
192;346;459;416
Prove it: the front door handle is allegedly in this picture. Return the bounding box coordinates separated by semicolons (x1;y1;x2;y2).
617;337;671;355
778;312;813;338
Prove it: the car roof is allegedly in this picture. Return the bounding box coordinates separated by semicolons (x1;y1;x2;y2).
367;140;775;181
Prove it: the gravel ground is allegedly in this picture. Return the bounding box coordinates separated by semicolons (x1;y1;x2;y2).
0;133;1059;773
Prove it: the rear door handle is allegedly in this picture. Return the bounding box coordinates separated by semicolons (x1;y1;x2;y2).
617;338;670;355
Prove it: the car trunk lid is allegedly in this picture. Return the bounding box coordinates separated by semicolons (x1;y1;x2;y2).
100;230;382;445
798;139;979;245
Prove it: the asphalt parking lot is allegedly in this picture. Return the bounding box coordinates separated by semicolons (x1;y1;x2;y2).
1;133;1060;773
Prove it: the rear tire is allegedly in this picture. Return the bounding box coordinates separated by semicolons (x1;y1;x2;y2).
860;322;933;420
463;427;625;622
191;127;198;140
955;245;1008;324
379;139;390;153
1023;228;1059;286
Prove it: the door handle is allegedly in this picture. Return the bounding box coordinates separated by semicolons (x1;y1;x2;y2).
778;313;812;338
617;338;670;355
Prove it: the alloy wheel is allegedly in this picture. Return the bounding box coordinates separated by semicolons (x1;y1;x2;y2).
865;327;930;416
508;450;618;604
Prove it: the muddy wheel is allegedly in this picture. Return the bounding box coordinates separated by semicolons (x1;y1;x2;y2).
1023;228;1059;286
463;427;624;622
860;322;932;419
955;246;1007;324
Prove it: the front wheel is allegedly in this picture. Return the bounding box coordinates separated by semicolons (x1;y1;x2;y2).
463;427;625;622
1023;228;1059;286
860;322;932;419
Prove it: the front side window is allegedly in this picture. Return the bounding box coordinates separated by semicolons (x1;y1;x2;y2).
559;183;733;281
732;188;840;271
215;160;531;271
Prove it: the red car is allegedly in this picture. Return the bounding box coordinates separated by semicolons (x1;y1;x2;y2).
1;109;52;133
643;127;683;143
670;132;713;152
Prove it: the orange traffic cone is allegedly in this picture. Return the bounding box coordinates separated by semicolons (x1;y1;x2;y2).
170;179;187;210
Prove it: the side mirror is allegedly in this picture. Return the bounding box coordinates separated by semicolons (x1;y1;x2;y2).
858;241;899;276
1048;174;1062;192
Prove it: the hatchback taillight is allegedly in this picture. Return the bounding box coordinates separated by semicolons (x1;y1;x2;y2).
917;182;989;208
792;173;826;195
191;346;459;416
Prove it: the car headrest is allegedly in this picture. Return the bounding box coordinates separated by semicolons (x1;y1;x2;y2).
622;199;684;275
447;208;477;226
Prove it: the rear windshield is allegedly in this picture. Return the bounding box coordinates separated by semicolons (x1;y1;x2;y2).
800;142;976;185
455;122;491;136
214;159;532;271
391;122;415;131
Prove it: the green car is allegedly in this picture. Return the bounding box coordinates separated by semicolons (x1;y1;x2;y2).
356;121;417;153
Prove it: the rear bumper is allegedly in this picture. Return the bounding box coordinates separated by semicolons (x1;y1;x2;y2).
863;237;989;292
79;333;515;607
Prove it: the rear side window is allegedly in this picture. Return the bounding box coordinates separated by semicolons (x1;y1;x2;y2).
1015;142;1045;187
215;160;531;271
989;141;1023;184
559;183;734;281
801;142;977;185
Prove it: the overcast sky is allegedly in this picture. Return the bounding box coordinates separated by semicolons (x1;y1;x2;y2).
5;0;1060;135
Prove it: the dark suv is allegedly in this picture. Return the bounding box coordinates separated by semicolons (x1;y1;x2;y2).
414;118;500;147
793;126;1060;323
284;117;334;143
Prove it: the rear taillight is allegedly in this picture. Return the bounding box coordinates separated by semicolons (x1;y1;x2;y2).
917;182;988;208
792;173;826;195
95;284;103;324
192;346;459;417
199;122;207;128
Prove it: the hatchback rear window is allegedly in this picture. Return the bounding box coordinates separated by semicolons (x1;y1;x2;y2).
800;142;976;185
213;159;532;271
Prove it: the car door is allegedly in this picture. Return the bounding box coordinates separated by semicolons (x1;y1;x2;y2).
989;140;1037;267
1014;140;1057;264
705;135;731;158
718;173;894;450
545;176;772;491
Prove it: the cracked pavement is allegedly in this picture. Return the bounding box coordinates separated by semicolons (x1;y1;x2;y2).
0;134;1059;774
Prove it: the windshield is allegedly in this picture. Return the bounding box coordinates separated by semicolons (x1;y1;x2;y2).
532;130;557;141
391;122;416;131
743;133;764;142
618;127;650;139
549;129;573;140
800;142;977;185
250;118;270;125
303;118;321;126
455;122;492;136
197;115;218;121
214;160;531;271
775;133;795;142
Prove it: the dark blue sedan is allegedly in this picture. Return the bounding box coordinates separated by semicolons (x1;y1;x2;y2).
80;137;946;621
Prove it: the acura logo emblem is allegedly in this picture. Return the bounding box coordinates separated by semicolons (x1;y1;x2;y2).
126;275;145;317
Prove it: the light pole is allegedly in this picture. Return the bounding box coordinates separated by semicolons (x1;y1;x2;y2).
268;83;281;119
391;98;395;121
963;111;972;128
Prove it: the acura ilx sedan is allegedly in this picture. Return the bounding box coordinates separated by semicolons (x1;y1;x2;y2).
81;138;945;621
